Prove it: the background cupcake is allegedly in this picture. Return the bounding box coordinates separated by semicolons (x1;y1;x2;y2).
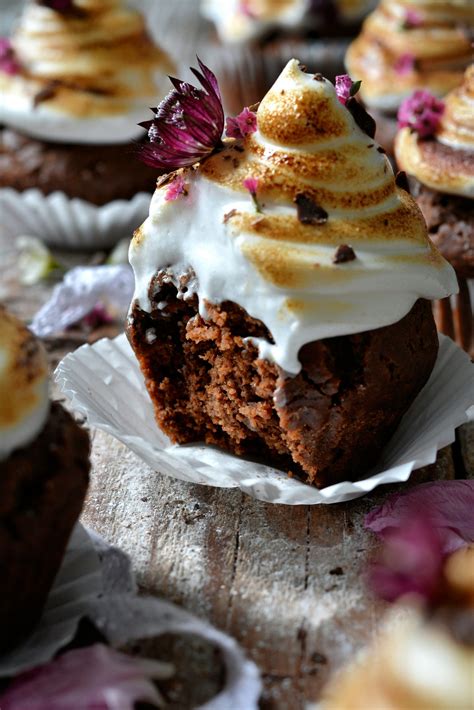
0;0;174;248
201;0;376;113
345;0;472;154
395;65;474;356
0;308;90;651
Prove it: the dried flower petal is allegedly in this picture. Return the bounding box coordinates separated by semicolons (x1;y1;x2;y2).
225;107;258;139
334;74;357;105
0;644;173;710
394;53;415;76
397;89;445;137
402;8;423;28
164;173;188;201
239;0;256;17
138;58;224;174
243;177;261;212
16;236;62;285
365;480;474;556
346;97;376;138
368;517;444;603
0;37;21;75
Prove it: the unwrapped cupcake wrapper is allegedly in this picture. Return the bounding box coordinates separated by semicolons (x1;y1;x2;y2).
55;333;474;505
0;187;151;250
205;39;347;115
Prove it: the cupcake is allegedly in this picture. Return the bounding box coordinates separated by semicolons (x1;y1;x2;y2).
345;0;472;155
0;0;174;247
0;308;90;651
395;66;474;356
201;0;376;114
322;546;474;709
126;59;457;489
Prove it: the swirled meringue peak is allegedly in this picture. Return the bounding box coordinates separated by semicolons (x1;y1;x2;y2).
0;309;49;461
346;0;472;113
130;60;457;374
202;0;376;44
395;65;474;198
0;0;174;144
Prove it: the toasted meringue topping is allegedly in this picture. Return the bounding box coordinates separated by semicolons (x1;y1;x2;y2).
395;65;474;198
0;0;174;144
346;0;472;112
130;60;457;374
202;0;375;44
0;309;49;461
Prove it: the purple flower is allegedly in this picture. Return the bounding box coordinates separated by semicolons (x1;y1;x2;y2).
394;53;415;76
164;173;187;201
243;177;261;212
0;644;172;709
335;75;352;104
403;8;422;28
368;517;444;603
138;58;224;174
225;107;257;139
365;480;474;603
397;89;445;137
0;38;21;75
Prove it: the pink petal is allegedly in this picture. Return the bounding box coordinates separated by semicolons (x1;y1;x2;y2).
0;645;171;710
335;74;353;105
365;480;474;555
394;53;415;76
243;177;259;194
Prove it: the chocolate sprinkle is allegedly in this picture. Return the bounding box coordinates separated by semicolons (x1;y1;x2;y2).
313;73;324;82
346;97;376;139
377;146;386;154
294;193;328;225
333;244;356;264
33;80;61;108
395;170;411;194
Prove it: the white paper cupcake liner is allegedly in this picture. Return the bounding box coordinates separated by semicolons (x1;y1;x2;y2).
0;187;151;250
55;333;474;505
0;525;261;708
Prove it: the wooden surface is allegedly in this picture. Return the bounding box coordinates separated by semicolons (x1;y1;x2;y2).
1;234;472;708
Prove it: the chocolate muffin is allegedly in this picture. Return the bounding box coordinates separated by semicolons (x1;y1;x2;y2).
0;128;158;206
0;0;174;240
0;310;90;651
395;65;474;355
127;60;457;488
345;0;472;155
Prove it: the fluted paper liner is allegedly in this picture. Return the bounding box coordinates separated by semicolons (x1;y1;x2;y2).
55;334;474;505
0;188;151;250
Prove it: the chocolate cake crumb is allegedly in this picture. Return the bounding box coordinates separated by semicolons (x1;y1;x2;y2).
313;73;324;81
395;170;411;193
346;98;376;139
377;146;386;154
333;244;356;263
294;193;328;225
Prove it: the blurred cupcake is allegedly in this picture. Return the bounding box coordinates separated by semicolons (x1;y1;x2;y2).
322;545;474;709
0;308;90;651
345;0;472;155
0;0;174;248
395;66;474;356
201;0;376;113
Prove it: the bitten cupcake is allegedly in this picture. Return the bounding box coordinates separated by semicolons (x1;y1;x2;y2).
126;59;457;489
0;308;90;651
0;0;174;247
395;65;474;356
202;0;376;114
345;0;472;154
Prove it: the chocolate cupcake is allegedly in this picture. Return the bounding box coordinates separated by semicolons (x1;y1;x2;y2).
126;59;457;488
345;0;472;155
201;0;375;114
395;65;474;356
0;0;174;248
0;309;90;651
